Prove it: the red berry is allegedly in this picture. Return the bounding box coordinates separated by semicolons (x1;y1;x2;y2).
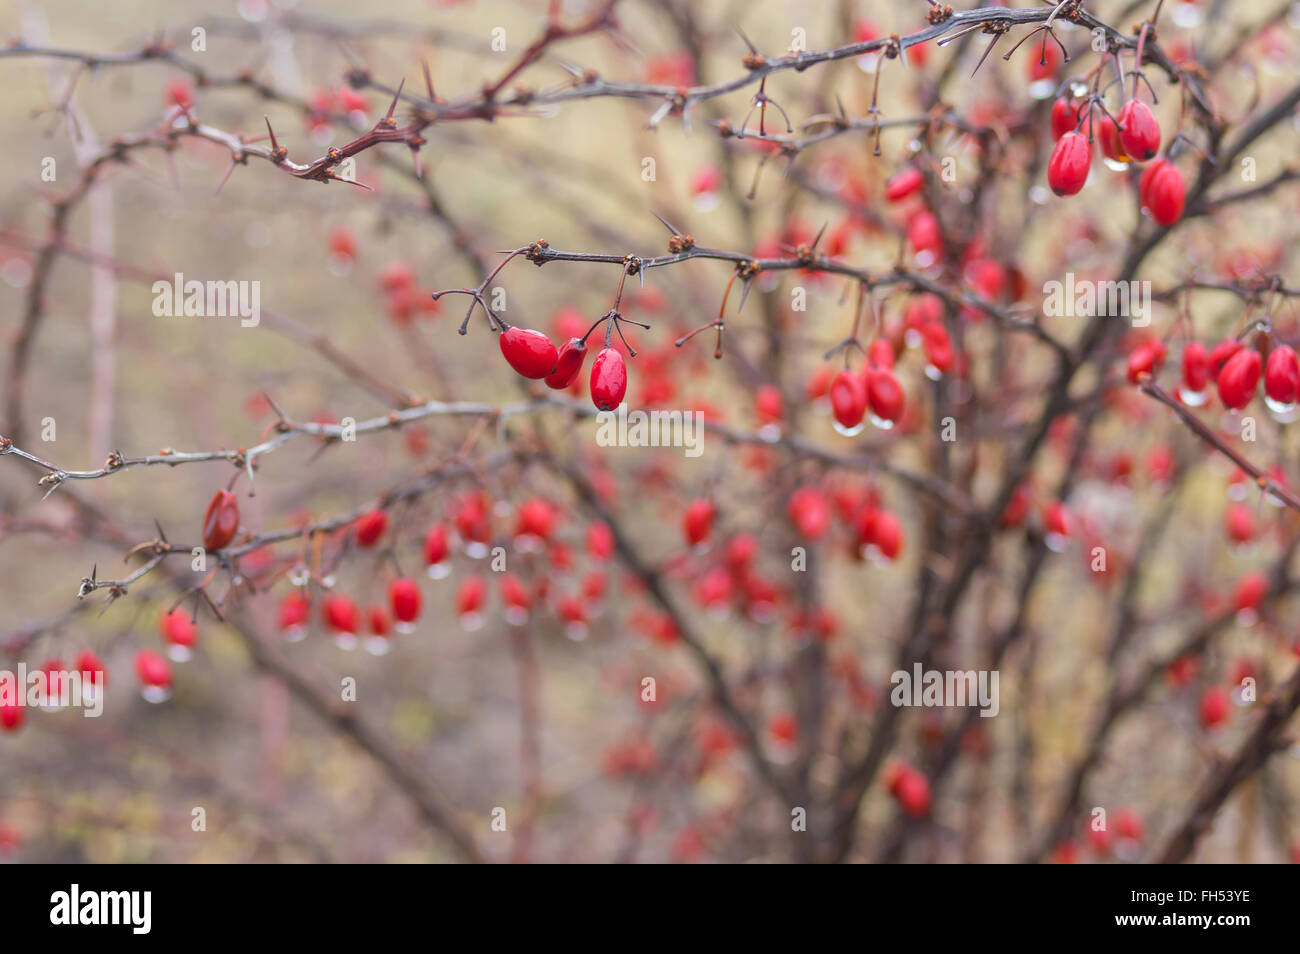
921;321;954;374
135;650;172;689
202;489;240;552
1224;502;1256;544
75;651;107;690
278;592;310;634
499;326;559;379
324;595;359;634
1117;100;1161;161
423;523;449;567
159;610;198;649
354;509;388;548
787;487;831;540
1050;96;1082;140
1217;348;1261;410
1047;131;1091;196
683;498;716;547
866;367;905;426
456;576;486;616
906;210;944;259
586;522;615;559
1182;341;1210;393
830;370;868;431
514;498;558;542
885;166;924;202
545;337;587;389
1096;112;1129;164
1;699;25;732
1126;338;1167;384
1026;40;1062;82
768;711;798;745
1234;570;1268;612
1264;345;1300;406
1208;338;1245;380
590;347;627;411
1198;685;1229;729
1138;158;1185;226
368;607;391;636
754;385;784;425
868;509;904;561
389;577;422;624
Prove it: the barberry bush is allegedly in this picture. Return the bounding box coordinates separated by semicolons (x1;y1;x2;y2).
1;0;1299;864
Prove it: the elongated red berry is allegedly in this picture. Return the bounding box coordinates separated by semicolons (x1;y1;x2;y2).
389;577;422;624
1198;685;1229;729
202;489;240;552
159;610;198;649
1047;131;1090;196
1126;339;1167;384
1117;100;1160;161
590;347;627;411
906;210;943;259
1182;341;1210;392
1265;345;1300;406
324;594;359;634
1217;348;1261;409
1208;339;1244;380
354;509;388;547
866;367;905;425
499;326;559;379
1097;112;1129;164
683;498;715;547
135;650;172;689
829;370;867;431
545;337;587;389
921;321;953;374
1050;96;1082;140
885;166;924;202
1139;158;1185;226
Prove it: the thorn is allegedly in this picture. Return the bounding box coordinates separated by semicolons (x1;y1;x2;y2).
384;78;406;125
263;116;280;154
652;211;681;236
154;518;168;543
421;60;436;101
736;28;760;56
215;158;237;195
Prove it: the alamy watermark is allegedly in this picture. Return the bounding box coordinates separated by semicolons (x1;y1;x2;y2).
1043;272;1151;327
595;405;704;458
890;664;999;718
152;272;260;327
1;664;103;717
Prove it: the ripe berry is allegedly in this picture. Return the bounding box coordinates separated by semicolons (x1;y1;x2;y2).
456;576;487;630
586;522;615;559
278;592;310;641
1198;685;1229;729
354;509;388;548
1126;338;1167;384
135;649;173;701
787;487;831;540
1050;96;1082;140
423;523;451;578
906;209;944;260
921;321;954;376
1047;131;1091;196
514;498;557;545
886;763;931;818
829;369;868;434
1138;158;1185;226
1117;100;1161;161
159;609;198;661
866;367;905;428
75;651;107;693
324;594;359;649
1217;347;1261;410
388;577;422;630
884;166;924;203
1096;112;1129;164
1180;341;1210;401
500;574;531;625
1208;338;1245;380
683;498;716;548
1224;502;1256;544
545;337;587;390
1234;570;1268;614
202;489;240;552
1264;345;1300;408
499;326;559;379
768;711;798;747
867;509;904;561
590;347;627;411
754;385;784;430
0;699;24;732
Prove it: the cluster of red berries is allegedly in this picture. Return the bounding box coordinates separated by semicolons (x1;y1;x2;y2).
1047;93;1184;227
1128;332;1300;414
498;320;629;412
